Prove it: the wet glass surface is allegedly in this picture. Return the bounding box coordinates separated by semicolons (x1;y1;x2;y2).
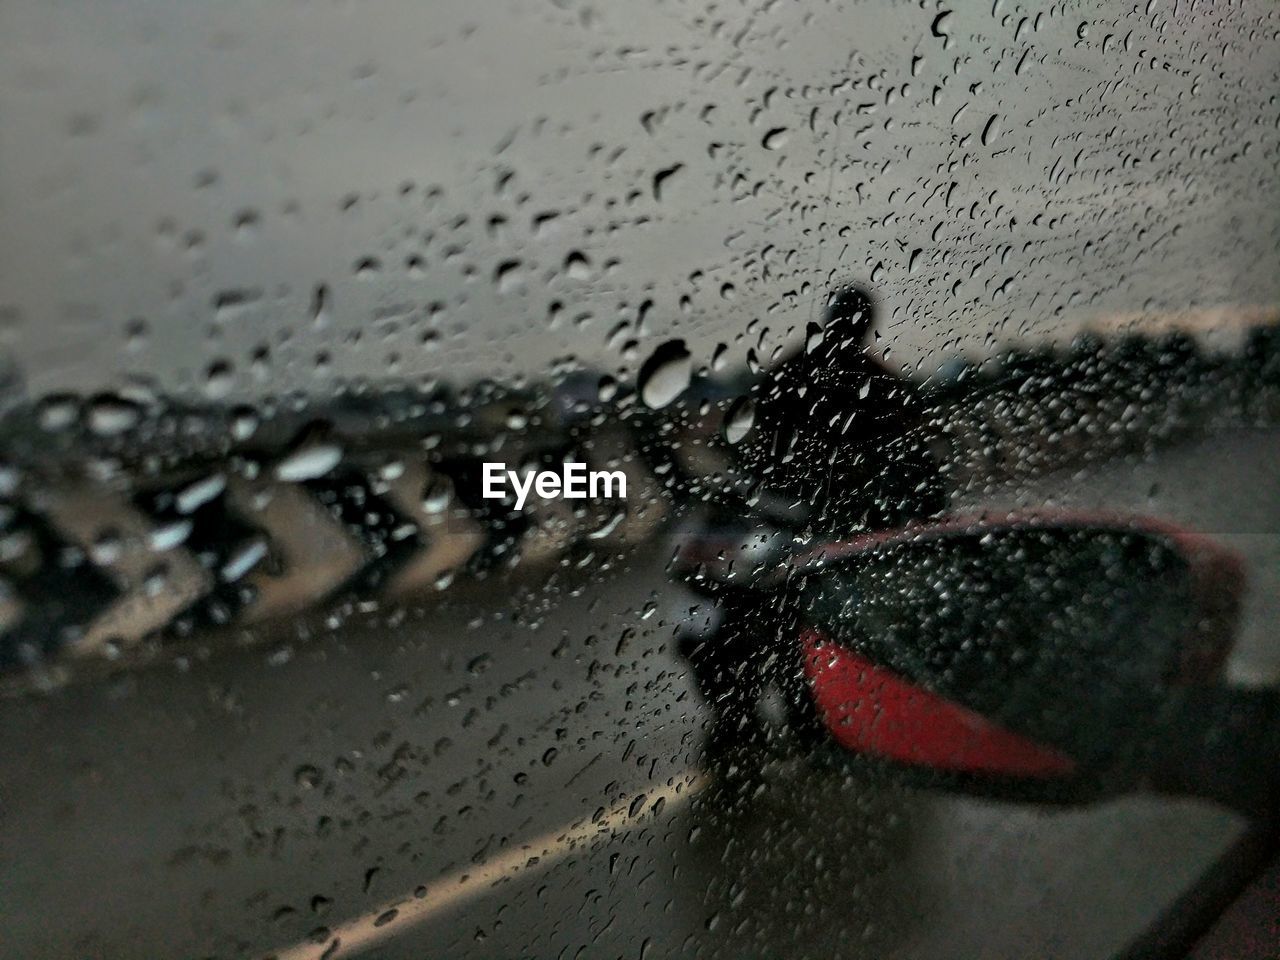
1;1;1279;958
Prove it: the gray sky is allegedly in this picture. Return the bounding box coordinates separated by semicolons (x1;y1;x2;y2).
2;0;1277;402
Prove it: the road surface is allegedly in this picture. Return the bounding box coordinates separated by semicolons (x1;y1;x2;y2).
2;425;1277;959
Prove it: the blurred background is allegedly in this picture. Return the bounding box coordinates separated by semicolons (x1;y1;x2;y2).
1;1;1278;958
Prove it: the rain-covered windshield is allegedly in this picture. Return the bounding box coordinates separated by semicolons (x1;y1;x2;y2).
2;1;1279;957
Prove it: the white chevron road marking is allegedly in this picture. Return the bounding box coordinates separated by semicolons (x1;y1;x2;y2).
376;460;486;597
225;479;369;623
34;484;212;656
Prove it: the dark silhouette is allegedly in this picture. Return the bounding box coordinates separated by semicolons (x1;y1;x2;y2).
678;284;948;769
742;284;946;533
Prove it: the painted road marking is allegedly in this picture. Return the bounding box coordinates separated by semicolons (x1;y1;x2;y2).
377;461;486;597
262;771;708;960
34;484;212;656
225;479;368;623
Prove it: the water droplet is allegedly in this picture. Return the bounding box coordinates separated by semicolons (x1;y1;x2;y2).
176;474;226;514
652;163;683;202
87;395;141;436
723;397;755;444
637;340;692;409
931;10;952;41
564;251;592;281
495;259;524;294
761;127;789;151
37;395;79;432
231;408;260;442
90;530;123;565
222;538;268;582
275;444;343;482
805;323;825;354
310;285;330;328
354;257;382;279
124;318;150;351
205;359;234;399
149;520;193;552
213;289;262;322
981;114;1001;146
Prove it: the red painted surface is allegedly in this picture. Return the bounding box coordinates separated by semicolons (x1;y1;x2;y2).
801;628;1077;778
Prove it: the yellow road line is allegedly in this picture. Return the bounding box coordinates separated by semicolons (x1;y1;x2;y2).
262;770;709;960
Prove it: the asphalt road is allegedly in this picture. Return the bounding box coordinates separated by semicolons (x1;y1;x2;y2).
2;425;1278;959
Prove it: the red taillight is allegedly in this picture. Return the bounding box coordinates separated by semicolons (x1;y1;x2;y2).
801;628;1077;778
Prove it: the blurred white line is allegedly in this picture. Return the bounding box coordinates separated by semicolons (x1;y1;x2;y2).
1084;303;1279;338
262;770;709;960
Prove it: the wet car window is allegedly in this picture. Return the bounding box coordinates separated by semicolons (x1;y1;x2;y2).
2;1;1279;958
